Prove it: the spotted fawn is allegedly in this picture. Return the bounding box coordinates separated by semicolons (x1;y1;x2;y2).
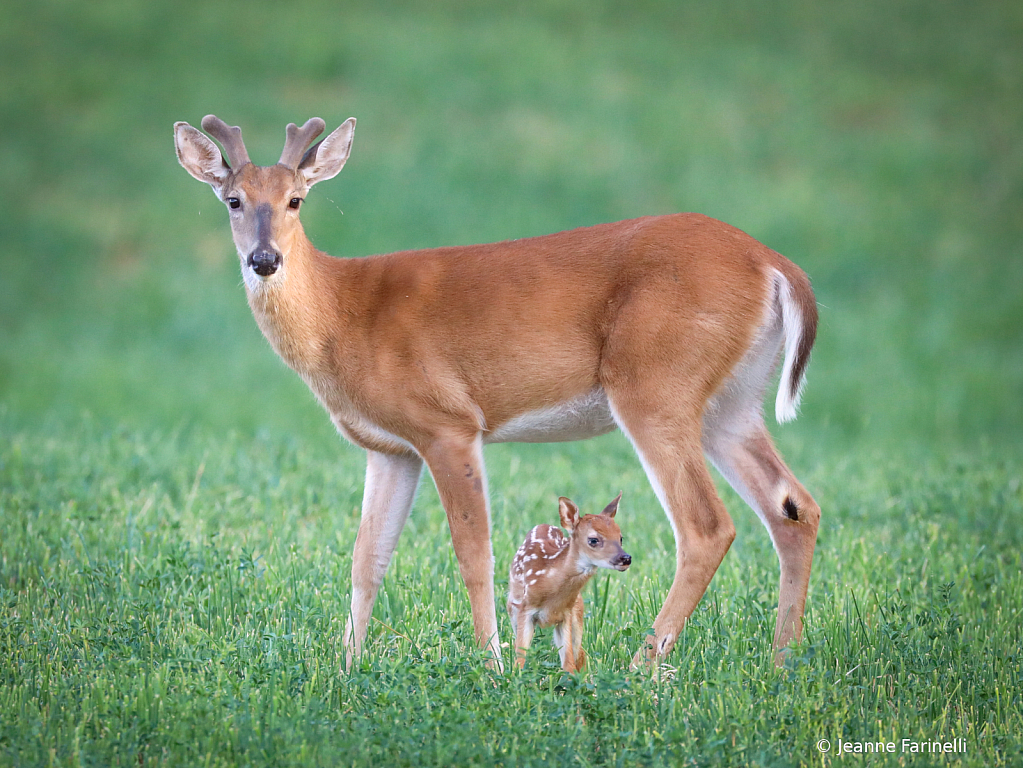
507;494;631;671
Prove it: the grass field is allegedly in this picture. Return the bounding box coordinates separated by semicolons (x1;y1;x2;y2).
2;0;1022;765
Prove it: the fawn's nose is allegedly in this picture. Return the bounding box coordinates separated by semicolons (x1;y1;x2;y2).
614;552;632;570
248;249;282;277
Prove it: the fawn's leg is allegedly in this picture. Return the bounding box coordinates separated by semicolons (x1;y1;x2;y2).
422;433;503;670
511;608;535;669
571;595;587;671
343;450;423;670
552;618;577;672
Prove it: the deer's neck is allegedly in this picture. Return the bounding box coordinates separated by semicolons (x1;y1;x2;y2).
244;237;346;376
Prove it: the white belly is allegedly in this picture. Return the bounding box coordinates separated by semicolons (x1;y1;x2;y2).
484;388;617;444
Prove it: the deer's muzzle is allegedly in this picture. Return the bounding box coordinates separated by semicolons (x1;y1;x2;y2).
248;249;282;277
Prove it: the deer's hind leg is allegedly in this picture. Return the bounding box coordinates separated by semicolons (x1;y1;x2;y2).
607;404;737;669
601;288;758;669
701;309;820;662
705;424;819;658
703;416;819;659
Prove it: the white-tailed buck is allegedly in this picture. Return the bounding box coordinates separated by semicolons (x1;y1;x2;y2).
173;114;820;672
508;494;631;672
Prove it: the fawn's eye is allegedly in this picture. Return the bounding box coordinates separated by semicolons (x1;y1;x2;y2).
227;197;241;210
587;537;600;547
289;197;302;209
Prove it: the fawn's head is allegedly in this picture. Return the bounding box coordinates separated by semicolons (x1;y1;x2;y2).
174;115;356;288
559;493;631;572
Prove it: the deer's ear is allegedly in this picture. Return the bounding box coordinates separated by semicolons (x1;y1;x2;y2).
601;493;622;519
174;122;230;192
558;497;580;532
299;117;355;187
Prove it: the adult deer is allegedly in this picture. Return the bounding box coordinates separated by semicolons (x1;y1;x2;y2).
173;114;820;672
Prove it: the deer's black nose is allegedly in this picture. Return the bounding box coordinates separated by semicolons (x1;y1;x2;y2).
614;552;632;569
248;249;282;277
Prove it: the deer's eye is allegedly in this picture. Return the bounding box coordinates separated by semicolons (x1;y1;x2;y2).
289;197;302;209
227;197;241;210
587;537;600;547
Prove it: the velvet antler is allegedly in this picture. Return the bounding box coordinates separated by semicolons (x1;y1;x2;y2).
200;115;251;169
279;118;326;169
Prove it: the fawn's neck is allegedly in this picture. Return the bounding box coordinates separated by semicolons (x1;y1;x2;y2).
554;538;598;585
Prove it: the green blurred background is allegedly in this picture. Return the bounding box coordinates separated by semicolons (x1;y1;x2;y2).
1;0;1021;451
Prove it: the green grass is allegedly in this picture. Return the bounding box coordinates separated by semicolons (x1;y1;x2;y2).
2;0;1022;765
2;421;1021;766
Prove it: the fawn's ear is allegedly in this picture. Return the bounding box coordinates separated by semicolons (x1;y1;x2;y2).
558;497;580;532
601;492;623;519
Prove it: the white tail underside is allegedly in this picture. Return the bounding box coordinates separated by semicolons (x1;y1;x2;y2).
774;270;807;424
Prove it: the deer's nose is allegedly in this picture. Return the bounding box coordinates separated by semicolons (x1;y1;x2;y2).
248;249;282;277
614;552;632;569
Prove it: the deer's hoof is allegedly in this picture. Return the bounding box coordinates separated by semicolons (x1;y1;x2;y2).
629;631;677;674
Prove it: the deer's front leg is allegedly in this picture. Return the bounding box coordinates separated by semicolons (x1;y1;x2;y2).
422;434;504;671
343;450;423;670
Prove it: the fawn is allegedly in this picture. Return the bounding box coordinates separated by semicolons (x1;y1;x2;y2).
508;494;631;672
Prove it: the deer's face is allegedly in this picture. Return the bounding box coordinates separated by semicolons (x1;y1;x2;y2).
174;115;355;290
575;514;631;572
219;164;309;284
